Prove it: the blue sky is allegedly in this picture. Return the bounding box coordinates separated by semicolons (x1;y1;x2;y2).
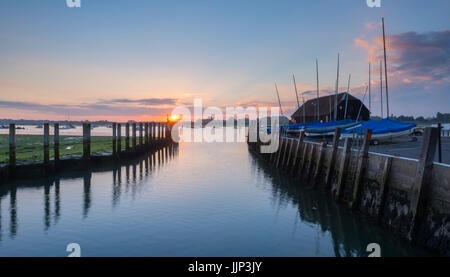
0;0;449;120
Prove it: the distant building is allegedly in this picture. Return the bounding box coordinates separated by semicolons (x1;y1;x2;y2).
291;92;370;123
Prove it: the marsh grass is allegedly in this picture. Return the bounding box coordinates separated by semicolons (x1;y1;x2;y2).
0;134;127;165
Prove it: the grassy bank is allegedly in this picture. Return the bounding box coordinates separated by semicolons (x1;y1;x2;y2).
0;134;127;165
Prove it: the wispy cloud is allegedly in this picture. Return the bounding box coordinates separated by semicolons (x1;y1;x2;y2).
97;98;178;106
0;98;177;118
355;30;450;86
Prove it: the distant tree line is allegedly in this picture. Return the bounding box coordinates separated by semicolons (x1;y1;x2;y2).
371;112;450;123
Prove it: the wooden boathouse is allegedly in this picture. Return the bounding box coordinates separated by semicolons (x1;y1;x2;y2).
291;93;370;123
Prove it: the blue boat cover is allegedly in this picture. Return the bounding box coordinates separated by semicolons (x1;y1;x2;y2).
342;118;416;135
285;119;358;131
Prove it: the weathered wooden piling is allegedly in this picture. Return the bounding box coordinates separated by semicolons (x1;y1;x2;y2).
306;142;316;180
275;138;286;168
43;123;50;167
112;123;117;156
376;156;392;223
132;123;137;149
350;129;372;208
158;123;162;140
139;122;143;145
117;123;122;154
289;131;305;176
325;128;341;188
54;123;60;166
152;122;155;141
83;123;91;159
297;140;310;178
9;124;16;173
312;142;328;187
409;127;439;240
335;138;352;200
125;123;130;150
145;122;149;145
437;123;442;163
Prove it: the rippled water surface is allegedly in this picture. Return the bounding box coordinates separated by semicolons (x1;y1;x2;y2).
0;142;432;257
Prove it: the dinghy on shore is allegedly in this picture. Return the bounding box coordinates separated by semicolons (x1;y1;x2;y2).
284;119;361;138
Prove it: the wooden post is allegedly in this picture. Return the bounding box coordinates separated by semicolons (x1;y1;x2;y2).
167;122;172;141
283;139;294;170
285;138;297;171
145;122;149;145
325;128;342;188
305;143;316;180
9;124;16;173
313;142;328;187
297;142;310;179
152;122;156;141
164;122;169;139
139;122;143;145
276;138;286;168
112;123;117;156
350;129;372;209
83;123;91;159
376;156;392;223
132;123;137;149
159;123;163;140
125;123;130;150
437;123;442;163
256;119;260;147
335;138;352;200
54;123;60;166
290;131;305;176
43;123;50;167
269;128;280;163
117;123;122;154
409;127;439;240
280;138;290;169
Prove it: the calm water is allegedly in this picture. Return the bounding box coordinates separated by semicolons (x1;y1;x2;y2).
0;141;433;257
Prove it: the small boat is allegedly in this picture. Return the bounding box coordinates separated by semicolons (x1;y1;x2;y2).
0;125;9;129
341;118;416;144
305;120;361;138
284;119;361;138
60;124;76;129
15;126;25;130
36;125;43;129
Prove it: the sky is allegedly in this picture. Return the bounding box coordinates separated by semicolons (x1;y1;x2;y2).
0;0;449;121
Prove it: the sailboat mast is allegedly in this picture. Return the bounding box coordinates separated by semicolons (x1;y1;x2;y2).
334;53;340;121
316;59;320;122
293;74;300;108
275;82;284;116
344;74;351;119
302;94;306;123
380;60;383;118
382;17;390;118
356;86;369;121
369;63;371;116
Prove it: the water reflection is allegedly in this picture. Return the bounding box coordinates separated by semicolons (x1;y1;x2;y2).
0;144;178;240
248;150;431;257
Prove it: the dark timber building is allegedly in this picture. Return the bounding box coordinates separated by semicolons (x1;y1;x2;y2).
291;92;370;123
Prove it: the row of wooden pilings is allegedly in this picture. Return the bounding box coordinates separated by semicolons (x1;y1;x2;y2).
6;122;172;176
248;126;443;246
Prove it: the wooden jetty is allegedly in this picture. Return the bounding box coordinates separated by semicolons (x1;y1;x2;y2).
248;126;450;256
0;122;175;183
